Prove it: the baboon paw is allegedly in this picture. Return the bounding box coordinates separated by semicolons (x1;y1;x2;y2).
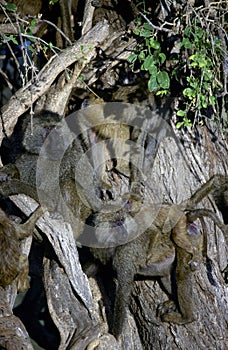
157;300;176;318
161;311;195;324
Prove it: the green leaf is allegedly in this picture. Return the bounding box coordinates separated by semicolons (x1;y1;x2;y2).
176;121;184;129
195;27;204;39
204;70;213;81
149;64;157;75
28;45;35;53
183;26;192;37
133;28;140;35
209;95;216;105
189;54;208;69
156;89;168;96
80;57;87;62
183;88;195;99
149;38;160;50
183;118;192;127
78;74;85;82
189;54;196;61
176;110;186;117
176;118;192;128
148;76;158;92
29;18;37;32
128;53;137;64
143;23;153;31
198;57;208;68
188;79;199;89
190;61;198;68
202;82;209;91
5;35;18;45
179;38;192;49
200;95;207;109
159;53;166;64
28;36;35;43
138;51;145;61
5;3;17;11
142;55;154;70
157;71;170;89
140;29;152;37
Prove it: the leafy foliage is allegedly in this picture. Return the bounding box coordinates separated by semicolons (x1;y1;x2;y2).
129;20;170;96
175;20;225;129
129;2;227;130
4;3;17;12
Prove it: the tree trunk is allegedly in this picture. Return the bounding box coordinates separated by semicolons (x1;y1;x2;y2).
0;1;227;349
127;128;228;349
0;63;227;350
78;122;227;350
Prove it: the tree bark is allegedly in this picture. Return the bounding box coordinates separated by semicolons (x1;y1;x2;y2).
127;130;228;349
5;114;227;350
0;20;110;141
0;1;227;349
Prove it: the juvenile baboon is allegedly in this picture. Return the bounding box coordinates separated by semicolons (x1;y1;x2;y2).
0;206;43;291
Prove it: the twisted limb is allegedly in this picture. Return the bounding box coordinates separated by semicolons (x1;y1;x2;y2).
186;174;228;209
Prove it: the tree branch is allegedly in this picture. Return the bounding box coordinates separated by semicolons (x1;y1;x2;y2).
0;20;110;140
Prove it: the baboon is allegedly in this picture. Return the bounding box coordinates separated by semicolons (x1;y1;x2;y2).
0;206;43;291
0;104;142;214
0;107;227;337
89;174;228;337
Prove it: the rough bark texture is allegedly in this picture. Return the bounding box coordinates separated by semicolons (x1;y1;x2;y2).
128;134;228;349
1;113;226;350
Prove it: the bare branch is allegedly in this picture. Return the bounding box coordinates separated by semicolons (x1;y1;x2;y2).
0;20;110;140
139;11;176;33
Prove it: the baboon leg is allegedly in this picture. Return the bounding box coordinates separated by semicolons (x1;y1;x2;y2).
16;254;30;292
162;249;195;324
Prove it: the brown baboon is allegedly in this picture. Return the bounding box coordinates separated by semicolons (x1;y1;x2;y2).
89;174;228;337
0;206;43;291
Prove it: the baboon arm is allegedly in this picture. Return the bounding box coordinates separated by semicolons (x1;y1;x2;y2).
112;247;138;338
112;270;135;338
139;253;175;277
15;206;43;239
0;179;39;202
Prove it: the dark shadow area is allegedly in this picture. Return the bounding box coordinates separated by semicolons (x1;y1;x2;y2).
14;240;60;350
